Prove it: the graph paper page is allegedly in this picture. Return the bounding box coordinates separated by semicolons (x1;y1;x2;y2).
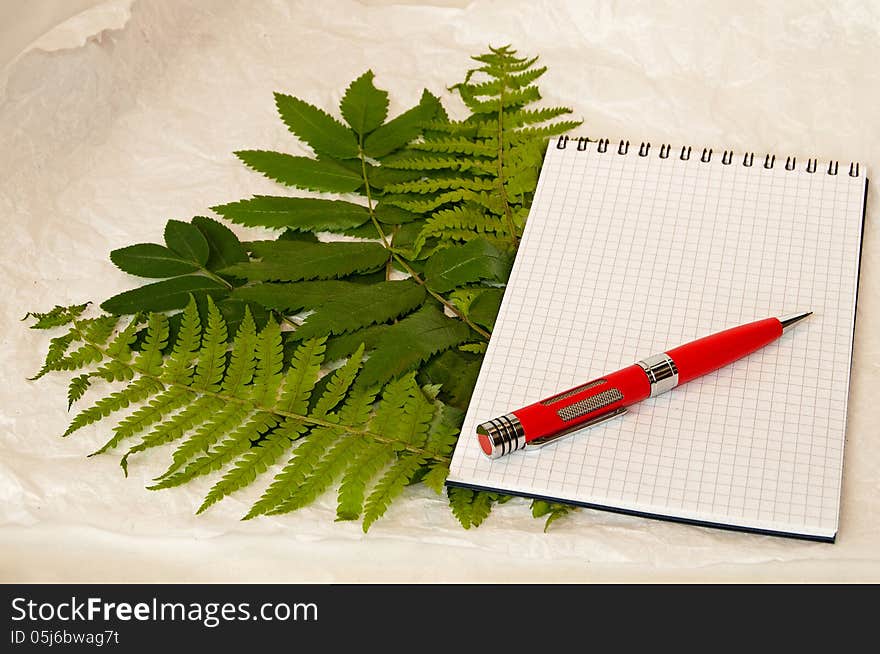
447;141;867;540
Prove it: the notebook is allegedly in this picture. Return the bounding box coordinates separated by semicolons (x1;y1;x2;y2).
446;136;868;541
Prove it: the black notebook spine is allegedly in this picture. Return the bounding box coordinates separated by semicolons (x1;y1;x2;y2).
555;135;861;177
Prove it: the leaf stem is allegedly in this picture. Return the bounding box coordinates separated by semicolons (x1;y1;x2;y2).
71;321;450;464
357;143;491;341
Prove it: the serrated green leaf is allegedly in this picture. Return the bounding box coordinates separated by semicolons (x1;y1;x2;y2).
274;91;358;159
109;244;202;278
100;276;228;315
221;241;388;282
192;216;248;271
212;196;370;232
363;89;441;158
340;70;388;136
363;453;424;531
235;151;363;193
424;237;512;293
467;287;504;330
375;203;419;225
164;220;209;266
24;303;90;330
357;305;471;389
232;281;354;313
292;280;425;341
419;349;482;411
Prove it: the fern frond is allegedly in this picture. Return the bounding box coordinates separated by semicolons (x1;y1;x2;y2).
63;377;163;438
310;344;364;419
197;423;294;514
362;453;425;531
411;137;496;157
448;486;496;528
276;338;325;414
24;302;90;329
248;424;338;518
93;386;191;458
67;374;92;409
531;499;578;532
381;176;495;195
336;440;396;521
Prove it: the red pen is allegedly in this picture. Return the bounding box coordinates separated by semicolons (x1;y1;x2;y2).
477;312;812;459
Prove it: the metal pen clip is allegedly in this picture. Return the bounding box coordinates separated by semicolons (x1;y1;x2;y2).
524;406;628;451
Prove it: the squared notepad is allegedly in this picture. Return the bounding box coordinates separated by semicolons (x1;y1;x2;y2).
447;138;867;541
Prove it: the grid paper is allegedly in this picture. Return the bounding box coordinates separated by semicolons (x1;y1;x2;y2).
447;140;867;540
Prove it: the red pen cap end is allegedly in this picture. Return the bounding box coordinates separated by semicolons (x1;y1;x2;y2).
476;415;525;459
476;425;493;457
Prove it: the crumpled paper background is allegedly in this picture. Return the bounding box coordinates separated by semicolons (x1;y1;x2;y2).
1;0;878;582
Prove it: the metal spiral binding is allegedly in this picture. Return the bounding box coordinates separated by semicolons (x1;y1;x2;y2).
553;136;861;177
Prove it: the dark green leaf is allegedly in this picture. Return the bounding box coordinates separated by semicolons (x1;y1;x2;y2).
278;229;319;243
217;297;269;335
212;196;370;232
109;243;201;278
232;281;359;313
101;276;228;314
340;71;388;136
357;305;471;388
234;151;363;193
293;280;425;341
164;220;209;266
192;216;248;271
424;238;512;293
468;287;504;330
375;203;419;224
318;324;389;363
273;91;358;159
363;89;442;158
418;349;482;411
221;241;388;282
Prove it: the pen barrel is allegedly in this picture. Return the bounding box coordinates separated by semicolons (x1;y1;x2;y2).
665;317;782;384
477;365;648;458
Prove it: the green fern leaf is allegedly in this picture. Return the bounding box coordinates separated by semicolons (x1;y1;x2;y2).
276;338;325;414
153;403;252;483
362;453;425;531
411;137;496;157
248;424;338;518
92;386;191;458
156;412;279;491
381;176;495;195
448;486;496;529
24;303;90;330
197;424;294;514
270;433;365;515
222;241;388;282
311;344;365;419
250;320;284;406
161;298;201;384
421;464;449;494
67;374;92;409
63;377;163;438
192;297;227;391
273;91;358;159
234;151;363;193
212;196;370;232
336;440;395;521
531;499;577;532
340;70;388;136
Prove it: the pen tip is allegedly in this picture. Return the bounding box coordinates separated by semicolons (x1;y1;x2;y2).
778;311;813;333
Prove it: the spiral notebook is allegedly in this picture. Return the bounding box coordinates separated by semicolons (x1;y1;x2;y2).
447;136;868;541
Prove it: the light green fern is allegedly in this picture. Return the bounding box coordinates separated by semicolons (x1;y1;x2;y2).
35;297;455;531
